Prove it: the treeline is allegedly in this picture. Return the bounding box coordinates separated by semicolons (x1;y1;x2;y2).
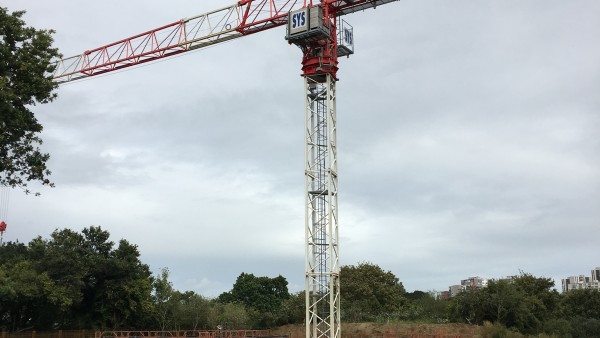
1;227;599;337
447;276;600;337
340;265;600;337
0;226;300;331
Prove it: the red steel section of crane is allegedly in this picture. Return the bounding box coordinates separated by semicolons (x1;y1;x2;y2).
80;21;187;77
235;0;397;35
52;1;309;83
237;0;309;35
52;4;244;83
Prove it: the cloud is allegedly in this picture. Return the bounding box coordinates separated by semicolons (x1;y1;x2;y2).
3;0;599;297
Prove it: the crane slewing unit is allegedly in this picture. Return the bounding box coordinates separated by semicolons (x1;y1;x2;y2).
51;1;400;337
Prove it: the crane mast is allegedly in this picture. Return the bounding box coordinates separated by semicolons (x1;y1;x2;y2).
287;4;343;337
302;74;340;338
51;1;399;337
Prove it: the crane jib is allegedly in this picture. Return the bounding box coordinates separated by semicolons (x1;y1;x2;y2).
51;0;399;83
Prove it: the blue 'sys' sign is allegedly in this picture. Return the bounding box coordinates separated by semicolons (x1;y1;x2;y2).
291;11;307;29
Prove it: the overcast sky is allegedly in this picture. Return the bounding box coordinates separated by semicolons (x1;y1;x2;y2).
3;0;599;297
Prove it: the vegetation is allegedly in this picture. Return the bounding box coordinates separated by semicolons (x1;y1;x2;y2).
341;262;407;322
1;227;599;337
3;7;597;337
448;274;600;337
217;272;291;328
0;7;60;193
0;227;153;330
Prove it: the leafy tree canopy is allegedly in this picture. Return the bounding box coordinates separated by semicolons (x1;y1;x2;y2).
0;7;60;193
340;262;406;321
448;272;560;335
560;288;600;320
0;226;153;331
218;272;289;313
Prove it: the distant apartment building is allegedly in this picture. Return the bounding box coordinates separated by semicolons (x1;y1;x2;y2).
448;276;488;297
561;266;600;293
449;284;463;297
462;276;487;289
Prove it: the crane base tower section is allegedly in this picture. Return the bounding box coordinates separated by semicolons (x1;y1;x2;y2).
304;74;340;338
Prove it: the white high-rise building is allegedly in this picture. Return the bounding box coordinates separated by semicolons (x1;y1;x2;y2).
448;276;489;297
561;266;600;293
592;267;600;282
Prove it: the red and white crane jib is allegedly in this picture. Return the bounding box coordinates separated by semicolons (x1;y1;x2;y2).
51;0;398;83
51;0;308;83
51;4;242;83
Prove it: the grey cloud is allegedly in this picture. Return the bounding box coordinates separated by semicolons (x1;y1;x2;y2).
4;0;599;296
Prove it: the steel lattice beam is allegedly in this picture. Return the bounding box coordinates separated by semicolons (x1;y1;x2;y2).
51;0;398;83
304;74;340;338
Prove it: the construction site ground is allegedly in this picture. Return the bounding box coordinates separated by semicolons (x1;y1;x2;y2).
272;323;479;337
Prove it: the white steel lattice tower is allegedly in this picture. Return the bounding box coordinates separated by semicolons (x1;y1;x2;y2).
304;74;340;338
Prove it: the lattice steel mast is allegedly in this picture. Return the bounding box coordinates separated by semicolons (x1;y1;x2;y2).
303;75;340;338
286;4;346;336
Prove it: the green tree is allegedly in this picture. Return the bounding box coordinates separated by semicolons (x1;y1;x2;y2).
512;273;560;330
0;260;70;331
557;289;600;338
448;287;485;325
560;288;600;320
218;273;290;313
92;238;154;329
171;291;210;330
149;270;211;331
340;262;406;322
484;279;525;329
208;302;252;330
275;291;305;325
0;7;60;193
28;229;88;327
448;273;560;335
218;272;290;328
568;316;600;338
0;227;154;330
152;267;176;330
0;241;28;265
401;291;448;322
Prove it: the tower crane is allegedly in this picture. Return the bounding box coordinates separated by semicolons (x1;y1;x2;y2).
52;1;400;337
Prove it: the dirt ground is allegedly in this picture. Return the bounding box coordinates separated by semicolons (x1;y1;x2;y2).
271;323;479;337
